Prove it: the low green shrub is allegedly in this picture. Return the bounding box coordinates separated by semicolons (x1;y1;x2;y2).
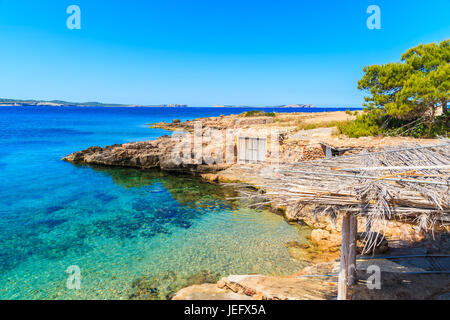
337;109;383;138
297;120;350;131
243;110;276;117
338;108;449;138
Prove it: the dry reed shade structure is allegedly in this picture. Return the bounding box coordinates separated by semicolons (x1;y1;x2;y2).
231;141;450;300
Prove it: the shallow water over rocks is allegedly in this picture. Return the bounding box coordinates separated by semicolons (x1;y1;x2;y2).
1;166;309;299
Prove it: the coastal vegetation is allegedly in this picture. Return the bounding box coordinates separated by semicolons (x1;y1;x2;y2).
242;110;276;117
296;119;350;131
339;40;449;138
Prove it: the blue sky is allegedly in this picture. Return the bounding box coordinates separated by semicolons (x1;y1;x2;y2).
0;0;448;107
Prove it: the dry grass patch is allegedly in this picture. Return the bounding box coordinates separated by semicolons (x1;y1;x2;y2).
296;119;352;131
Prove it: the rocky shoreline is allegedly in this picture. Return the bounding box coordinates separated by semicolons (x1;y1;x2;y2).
62;111;448;300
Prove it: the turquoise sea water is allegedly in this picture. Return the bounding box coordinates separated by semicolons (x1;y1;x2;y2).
0;106;352;299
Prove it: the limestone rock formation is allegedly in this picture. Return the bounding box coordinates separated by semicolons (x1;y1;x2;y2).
63;135;232;174
173;274;337;300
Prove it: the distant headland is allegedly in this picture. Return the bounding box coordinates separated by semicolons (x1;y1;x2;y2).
212;104;316;108
0;98;188;108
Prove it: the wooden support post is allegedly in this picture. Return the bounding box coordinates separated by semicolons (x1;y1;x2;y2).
338;213;350;300
325;146;332;159
366;216;371;233
348;215;358;286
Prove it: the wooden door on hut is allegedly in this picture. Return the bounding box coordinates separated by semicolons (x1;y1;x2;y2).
238;137;266;163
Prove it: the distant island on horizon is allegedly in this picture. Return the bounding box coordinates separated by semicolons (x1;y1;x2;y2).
0;98;188;108
0;98;323;109
212;104;316;108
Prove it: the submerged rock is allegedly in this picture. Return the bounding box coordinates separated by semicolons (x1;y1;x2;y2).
129;271;178;300
285;241;310;249
46;206;64;214
129;270;222;300
184;270;221;287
